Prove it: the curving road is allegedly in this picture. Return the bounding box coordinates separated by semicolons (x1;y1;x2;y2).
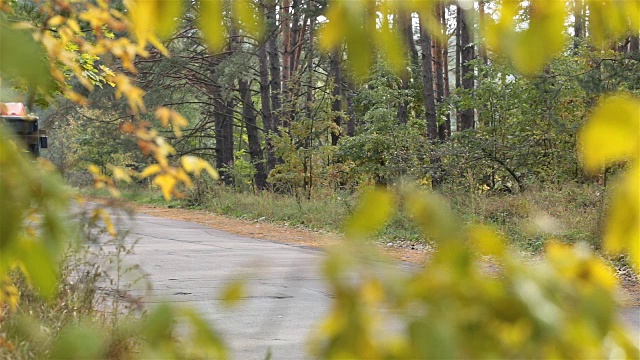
104;207;639;359
110;209;330;360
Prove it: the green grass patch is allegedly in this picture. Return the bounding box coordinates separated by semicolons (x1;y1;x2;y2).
81;182;605;254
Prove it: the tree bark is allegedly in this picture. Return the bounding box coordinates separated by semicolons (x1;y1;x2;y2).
420;17;437;140
239;78;268;190
397;10;417;125
574;0;584;49
346;80;356;137
266;0;282;172
459;6;475;131
434;4;446;139
440;4;451;139
330;49;342;145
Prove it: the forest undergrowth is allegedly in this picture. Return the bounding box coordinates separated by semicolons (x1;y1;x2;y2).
83;181;607;257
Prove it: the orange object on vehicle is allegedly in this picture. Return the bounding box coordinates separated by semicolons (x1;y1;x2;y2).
1;102;27;116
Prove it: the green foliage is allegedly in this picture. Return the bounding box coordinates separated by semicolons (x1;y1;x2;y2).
311;187;639;359
0;16;55;95
0;125;70;300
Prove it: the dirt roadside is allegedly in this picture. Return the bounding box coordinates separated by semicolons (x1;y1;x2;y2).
94;198;639;306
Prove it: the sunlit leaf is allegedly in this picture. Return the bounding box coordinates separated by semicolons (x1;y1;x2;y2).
153;173;177;200
109;165;132;183
344;188;394;239
578;94;640;173
468;225;506;257
156;0;184;39
198;0;225;51
233;0;263;38
604;164;640;272
50;323;106;359
0;281;19;311
220;278;246;307
0;19;55;92
181;155;220;179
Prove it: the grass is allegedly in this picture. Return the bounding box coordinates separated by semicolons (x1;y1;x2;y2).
81;181;606;255
0;207;145;359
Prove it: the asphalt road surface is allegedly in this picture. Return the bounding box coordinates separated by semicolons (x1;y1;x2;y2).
110;209;330;360
106;207;640;359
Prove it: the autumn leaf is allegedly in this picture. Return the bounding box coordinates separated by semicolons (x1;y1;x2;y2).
578;94;640;173
181;156;219;179
153;173;177;200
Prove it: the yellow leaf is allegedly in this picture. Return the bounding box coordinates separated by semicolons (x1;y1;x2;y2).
468;225;506;257
156;0;184;39
155;107;171;127
103;212;117;237
220;279;246;307
153;173;177;200
344;188;394;239
181;155;219;179
0;281;19;311
604;164;640;272
198;0;225;51
109;165;132;183
233;0;262;37
47;15;66;27
578;94;640;173
139;164;162;179
88;164;101;175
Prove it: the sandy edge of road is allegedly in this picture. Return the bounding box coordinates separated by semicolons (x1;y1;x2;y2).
87;197;639;307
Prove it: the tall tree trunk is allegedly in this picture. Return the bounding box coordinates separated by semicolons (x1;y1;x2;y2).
420;17;437;140
304;3;315;198
478;0;488;63
434;4;446;139
239;78;268;190
330;49;342;145
574;0;584;49
459;6;475;131
281;0;292;129
346;80;356;137
631;34;640;53
266;0;282;172
214;97;234;186
455;6;461;131
440;4;451;139
397;10;418;125
259;5;277;176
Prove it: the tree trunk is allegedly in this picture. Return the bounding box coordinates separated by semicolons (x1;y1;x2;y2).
258;6;276;176
397;10;417;125
420;17;437;140
478;0;488;63
266;0;282;172
459;6;475;131
346;80;356;137
440;4;451;139
330;49;342;145
239;78;268;190
574;0;584;49
455;6;461;131
434;4;446;139
214;98;234;185
304;3;315;198
631;34;640;53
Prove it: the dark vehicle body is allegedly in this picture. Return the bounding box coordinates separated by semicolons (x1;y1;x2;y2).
1;115;48;157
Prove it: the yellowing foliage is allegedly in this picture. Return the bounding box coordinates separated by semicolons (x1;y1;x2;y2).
579;93;640;272
312;188;640;359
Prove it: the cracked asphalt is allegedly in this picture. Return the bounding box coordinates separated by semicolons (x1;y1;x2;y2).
103;207;639;359
111;210;329;360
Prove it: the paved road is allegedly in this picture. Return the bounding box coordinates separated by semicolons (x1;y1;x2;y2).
111;209;330;360
105;208;639;359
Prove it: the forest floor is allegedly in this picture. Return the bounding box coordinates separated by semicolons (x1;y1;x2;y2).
96;198;640;307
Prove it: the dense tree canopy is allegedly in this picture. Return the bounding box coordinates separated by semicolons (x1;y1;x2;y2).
1;0;640;358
